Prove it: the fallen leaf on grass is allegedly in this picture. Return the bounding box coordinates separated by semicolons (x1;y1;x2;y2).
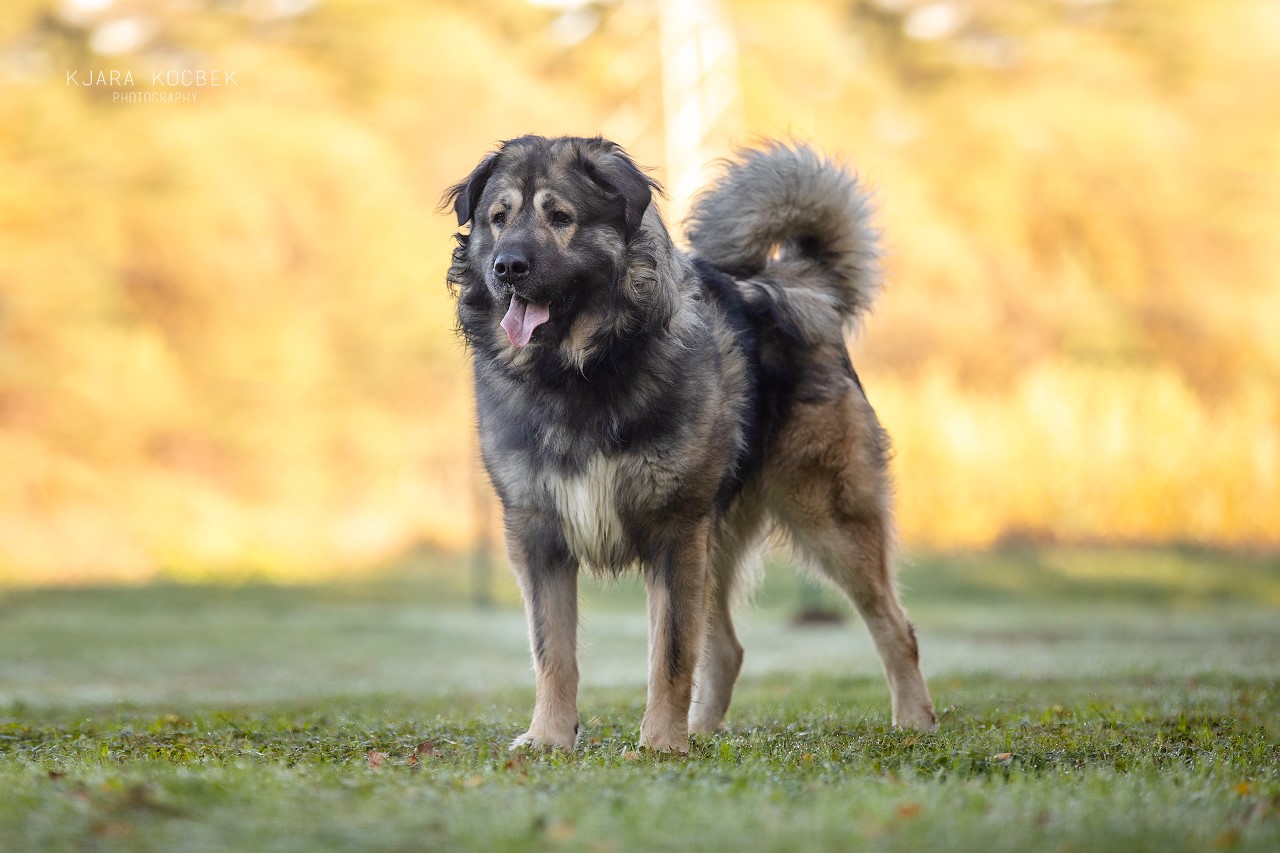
407;741;439;768
621;750;641;761
125;785;154;808
990;752;1013;764
90;820;134;838
366;750;387;769
895;803;922;819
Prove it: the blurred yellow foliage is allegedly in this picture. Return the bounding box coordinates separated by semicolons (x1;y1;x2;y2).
0;0;1276;582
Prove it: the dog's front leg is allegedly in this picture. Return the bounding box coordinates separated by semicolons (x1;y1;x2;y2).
640;520;712;753
507;514;580;751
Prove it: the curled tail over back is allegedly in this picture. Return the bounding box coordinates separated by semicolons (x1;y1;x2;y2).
684;142;883;333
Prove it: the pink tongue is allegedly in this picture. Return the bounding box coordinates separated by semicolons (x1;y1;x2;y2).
500;295;550;348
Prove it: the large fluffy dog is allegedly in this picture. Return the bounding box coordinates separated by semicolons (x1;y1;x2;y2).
444;135;936;752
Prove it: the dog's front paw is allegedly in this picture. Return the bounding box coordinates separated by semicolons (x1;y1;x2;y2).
639;717;690;754
509;724;578;752
893;704;939;732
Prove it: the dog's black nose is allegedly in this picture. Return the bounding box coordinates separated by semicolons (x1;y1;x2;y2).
494;253;530;284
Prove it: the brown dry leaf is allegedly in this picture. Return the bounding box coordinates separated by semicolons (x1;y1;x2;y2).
366;750;387;769
408;741;439;768
90;820;134;838
990;752;1013;764
621;750;642;761
1213;829;1240;849
125;785;154;808
895;802;922;819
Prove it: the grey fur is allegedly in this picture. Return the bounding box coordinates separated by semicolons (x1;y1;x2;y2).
443;135;935;753
686;142;883;332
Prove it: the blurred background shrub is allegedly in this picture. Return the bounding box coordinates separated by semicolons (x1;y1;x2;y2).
0;0;1276;583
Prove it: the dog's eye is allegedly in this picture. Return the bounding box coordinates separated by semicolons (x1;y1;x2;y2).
549;210;573;227
491;210;507;226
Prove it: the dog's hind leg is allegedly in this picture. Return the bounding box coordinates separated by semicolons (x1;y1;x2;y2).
768;392;938;731
507;515;582;751
689;496;765;734
799;512;937;731
640;519;713;753
687;571;743;735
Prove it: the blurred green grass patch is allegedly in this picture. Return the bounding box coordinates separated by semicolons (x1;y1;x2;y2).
1;547;1278;849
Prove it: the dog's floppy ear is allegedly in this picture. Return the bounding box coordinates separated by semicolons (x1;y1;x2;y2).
581;142;659;239
442;151;500;226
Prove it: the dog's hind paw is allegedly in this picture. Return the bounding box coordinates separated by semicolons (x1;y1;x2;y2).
687;714;728;735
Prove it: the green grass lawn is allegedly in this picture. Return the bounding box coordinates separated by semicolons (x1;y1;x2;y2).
2;548;1278;851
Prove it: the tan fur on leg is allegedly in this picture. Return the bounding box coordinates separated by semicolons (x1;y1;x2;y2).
689;497;764;733
687;593;743;734
509;547;580;750
768;392;938;731
640;521;713;752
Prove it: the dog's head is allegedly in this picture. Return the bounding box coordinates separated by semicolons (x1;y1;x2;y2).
444;136;670;360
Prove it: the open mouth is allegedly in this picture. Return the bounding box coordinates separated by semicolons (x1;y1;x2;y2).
500;294;551;348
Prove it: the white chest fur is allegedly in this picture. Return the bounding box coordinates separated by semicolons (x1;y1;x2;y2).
545;454;632;570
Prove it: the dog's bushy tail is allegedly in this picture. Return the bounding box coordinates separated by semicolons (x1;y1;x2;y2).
685;142;882;331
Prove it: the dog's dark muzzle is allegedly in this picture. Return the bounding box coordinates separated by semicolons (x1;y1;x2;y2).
494;251;530;285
